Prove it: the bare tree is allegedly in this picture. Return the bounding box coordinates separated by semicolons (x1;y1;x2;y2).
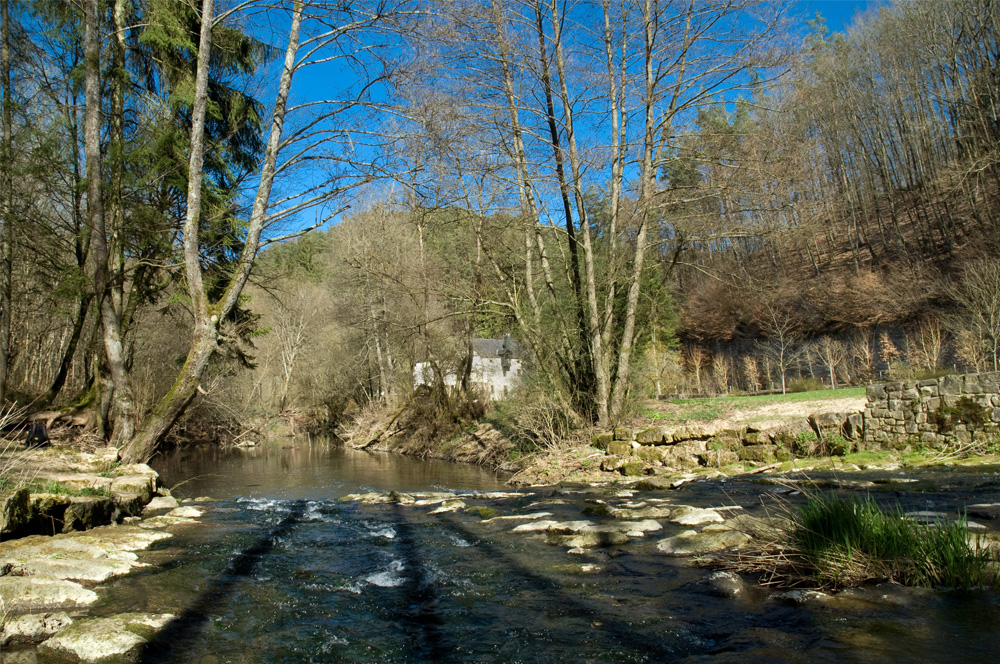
815;336;848;389
947;259;1000;372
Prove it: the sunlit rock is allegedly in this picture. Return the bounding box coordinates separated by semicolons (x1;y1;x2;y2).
669;506;724;525
0;576;99;612
39;612;173;663
0;611;73;646
655;530;750;556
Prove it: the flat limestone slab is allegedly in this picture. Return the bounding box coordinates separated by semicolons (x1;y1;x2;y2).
0;611;73;646
39;613;174;663
0;576;99;612
656;530;750;557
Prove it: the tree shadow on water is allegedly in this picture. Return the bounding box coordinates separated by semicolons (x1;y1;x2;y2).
138;499;307;664
388;505;449;662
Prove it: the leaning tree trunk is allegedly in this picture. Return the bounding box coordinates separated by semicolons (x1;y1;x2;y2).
122;0;303;463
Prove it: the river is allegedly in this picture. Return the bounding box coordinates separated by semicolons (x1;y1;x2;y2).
83;436;1000;663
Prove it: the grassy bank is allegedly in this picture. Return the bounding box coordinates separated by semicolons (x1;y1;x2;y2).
644;387;867;425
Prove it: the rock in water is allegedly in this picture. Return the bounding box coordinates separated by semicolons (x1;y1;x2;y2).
669;506;724;526
655;530;750;557
705;571;745;597
0;612;73;646
39;613;173;663
0;576;99;612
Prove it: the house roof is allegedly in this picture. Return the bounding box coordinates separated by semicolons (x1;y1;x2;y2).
472;335;521;359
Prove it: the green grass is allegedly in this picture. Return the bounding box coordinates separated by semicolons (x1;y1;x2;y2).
646;386;866;424
793;494;999;589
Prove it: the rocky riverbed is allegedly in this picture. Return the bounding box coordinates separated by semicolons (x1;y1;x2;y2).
0;444;210;663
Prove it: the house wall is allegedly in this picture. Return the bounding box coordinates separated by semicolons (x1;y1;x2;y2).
413;357;522;400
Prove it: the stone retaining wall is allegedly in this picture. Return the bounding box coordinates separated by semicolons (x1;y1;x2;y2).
862;371;1000;448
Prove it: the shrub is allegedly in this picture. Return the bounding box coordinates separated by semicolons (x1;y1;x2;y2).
823;433;851;457
931;396;987;433
787;377;826;393
792;431;819;456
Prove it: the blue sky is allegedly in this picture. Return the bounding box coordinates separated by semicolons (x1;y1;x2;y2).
796;0;886;32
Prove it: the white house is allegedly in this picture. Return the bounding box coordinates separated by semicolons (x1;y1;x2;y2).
413;336;523;400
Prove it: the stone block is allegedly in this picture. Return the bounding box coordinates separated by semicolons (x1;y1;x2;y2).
591;432;614;449
866;384;886;400
671;441;708;456
963;377;983;394
63;497;115;532
844;413;864;440
636;446;665;462
742;431;770;445
607;440;632;456
902;388;920;399
918;379;939;387
941;375;962;396
699;450;739;468
0;488;30;536
955;430;972;444
920;432;939;444
927;398;941;410
905;422;919;435
888;399;901;411
613;427;632;441
708;434;742;452
992;408;1000;423
671;426;711;441
738;445;777;464
601;456;626;472
620;461;645;477
635;427;667;444
808;412;846;437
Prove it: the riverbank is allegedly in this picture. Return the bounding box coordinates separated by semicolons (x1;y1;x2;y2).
0;442;213;661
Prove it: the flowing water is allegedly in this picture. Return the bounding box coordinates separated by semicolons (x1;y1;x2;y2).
84;437;1000;663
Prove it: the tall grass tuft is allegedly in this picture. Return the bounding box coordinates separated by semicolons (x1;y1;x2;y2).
0;405;33;492
793;494;999;589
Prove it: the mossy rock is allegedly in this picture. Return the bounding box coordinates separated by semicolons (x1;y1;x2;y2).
591;432;614;449
600;456;626;472
635;446;665;462
708;435;741;452
620;462;645;477
738;445;778;464
582;504;613;517
0;488;30;536
700;450;739;468
467;506;499;520
607;440;633;456
742;431;770;445
613;427;632;441
635;427;667;444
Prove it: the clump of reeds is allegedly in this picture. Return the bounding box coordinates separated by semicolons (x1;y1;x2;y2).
719;493;1000;590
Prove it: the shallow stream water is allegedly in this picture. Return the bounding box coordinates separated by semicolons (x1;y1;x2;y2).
84;438;1000;663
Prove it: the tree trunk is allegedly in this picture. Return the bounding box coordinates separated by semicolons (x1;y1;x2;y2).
0;0;13;405
85;0;136;445
124;0;304;462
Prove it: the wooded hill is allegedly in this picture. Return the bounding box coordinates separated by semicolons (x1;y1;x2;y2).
2;0;998;457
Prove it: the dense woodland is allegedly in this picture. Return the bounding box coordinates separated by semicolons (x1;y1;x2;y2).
2;0;999;459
